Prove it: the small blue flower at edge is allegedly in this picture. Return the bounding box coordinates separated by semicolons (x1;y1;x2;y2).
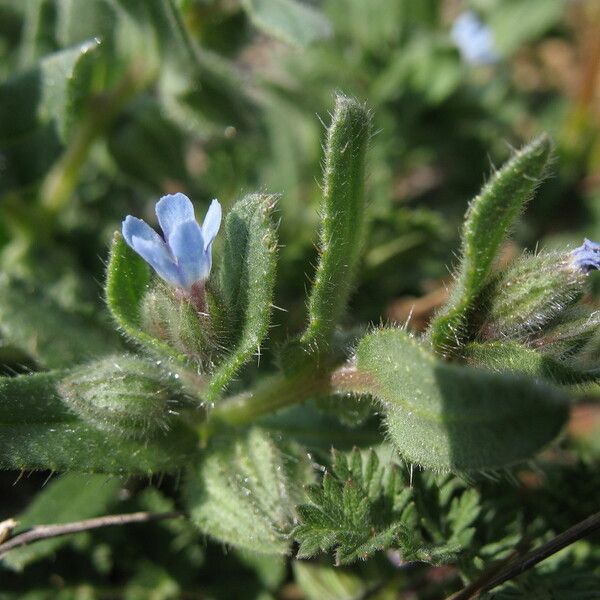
570;238;600;273
122;193;222;290
451;11;499;66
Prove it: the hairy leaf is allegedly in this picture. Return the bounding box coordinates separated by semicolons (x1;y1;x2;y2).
105;233;188;364
428;135;552;354
294;448;415;565
210;193;278;399
301;95;371;353
0;371;198;473
186;428;312;555
356;328;569;471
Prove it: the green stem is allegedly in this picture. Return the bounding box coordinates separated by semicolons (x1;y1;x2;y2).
41;61;152;215
208;371;330;428
200;364;372;442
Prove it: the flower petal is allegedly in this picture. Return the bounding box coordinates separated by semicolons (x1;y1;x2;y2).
156;193;195;242
122;216;182;286
201;199;222;251
169;220;208;288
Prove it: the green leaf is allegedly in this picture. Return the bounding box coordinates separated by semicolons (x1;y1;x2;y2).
0;371;198;473
293;562;367;600
428;135;552;354
356;328;569;472
446;488;480;549
301;95;371;353
209;193;278;399
487;0;565;54
105;233;189;365
294;448;415;565
242;0;332;47
0;274;120;369
186;427;312;555
0;39;100;192
2;473;122;571
464;341;600;385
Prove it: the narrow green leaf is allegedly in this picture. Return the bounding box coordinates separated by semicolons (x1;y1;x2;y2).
209;193;278;399
356;328;569;472
186;428;312;555
105;233;188;364
2;473;122;571
0;372;198;473
464;341;600;385
0;274;120;369
301;95;371;353
428;135;552;354
242;0;332;47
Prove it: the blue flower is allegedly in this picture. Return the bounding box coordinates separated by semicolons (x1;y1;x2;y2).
122;193;222;290
570;238;600;273
451;11;499;66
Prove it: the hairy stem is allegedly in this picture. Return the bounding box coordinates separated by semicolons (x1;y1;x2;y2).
203;364;372;437
41;61;151;215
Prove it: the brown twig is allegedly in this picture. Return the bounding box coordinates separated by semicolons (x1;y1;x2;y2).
447;545;527;600
447;510;600;599
0;511;183;557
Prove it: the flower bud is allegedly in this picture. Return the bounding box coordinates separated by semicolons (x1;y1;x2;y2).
58;355;186;438
480;250;587;341
140;283;216;369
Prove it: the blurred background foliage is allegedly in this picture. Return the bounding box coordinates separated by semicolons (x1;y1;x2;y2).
1;0;600;597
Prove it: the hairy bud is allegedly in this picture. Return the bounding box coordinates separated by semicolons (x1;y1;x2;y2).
480;251;587;341
140;283;217;370
59;355;186;438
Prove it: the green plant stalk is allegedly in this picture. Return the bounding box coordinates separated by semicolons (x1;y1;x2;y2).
206;369;331;429
201;363;373;441
300;94;371;353
41;61;152;215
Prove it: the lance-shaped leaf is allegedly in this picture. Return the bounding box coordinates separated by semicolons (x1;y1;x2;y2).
0;372;198;473
2;474;123;571
242;0;332;47
428;135;552;354
105;232;188;364
464;341;600;386
301;95;371;353
356;328;569;472
209;194;278;399
185;428;312;555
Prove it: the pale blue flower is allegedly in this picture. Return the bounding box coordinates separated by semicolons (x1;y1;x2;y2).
570;238;600;273
451;11;499;66
122;193;221;290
